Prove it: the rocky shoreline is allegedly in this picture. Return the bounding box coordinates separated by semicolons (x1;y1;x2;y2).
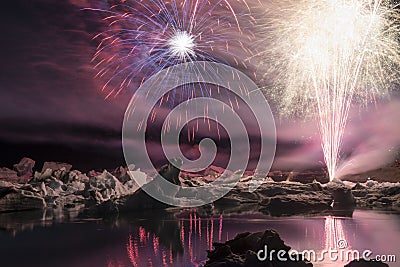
1;158;400;217
0;158;141;214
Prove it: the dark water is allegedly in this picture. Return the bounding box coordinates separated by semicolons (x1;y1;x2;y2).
0;209;399;267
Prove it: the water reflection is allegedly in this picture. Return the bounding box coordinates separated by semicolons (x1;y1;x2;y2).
117;210;399;267
321;216;351;266
125;210;232;266
123;210;221;267
0;210;399;267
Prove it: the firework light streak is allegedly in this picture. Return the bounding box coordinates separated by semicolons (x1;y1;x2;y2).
85;0;254;98
259;0;400;180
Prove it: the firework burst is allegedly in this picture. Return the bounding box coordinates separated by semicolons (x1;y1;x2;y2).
258;0;400;180
86;0;254;98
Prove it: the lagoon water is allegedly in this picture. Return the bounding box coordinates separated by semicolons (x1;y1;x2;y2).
0;210;399;267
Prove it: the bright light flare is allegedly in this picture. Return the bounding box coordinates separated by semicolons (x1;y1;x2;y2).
258;0;400;180
167;30;196;61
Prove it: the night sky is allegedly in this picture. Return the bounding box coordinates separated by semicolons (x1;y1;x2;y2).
0;0;129;170
1;0;399;174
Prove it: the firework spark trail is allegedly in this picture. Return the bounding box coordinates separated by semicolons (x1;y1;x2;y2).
85;0;257;141
85;0;254;98
258;0;400;180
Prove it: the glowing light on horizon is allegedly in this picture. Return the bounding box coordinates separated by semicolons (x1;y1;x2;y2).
258;0;400;180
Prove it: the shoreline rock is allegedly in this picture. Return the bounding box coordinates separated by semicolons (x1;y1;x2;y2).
41;162;72;173
205;229;312;267
91;159;183;215
0;159;141;213
0;158;399;216
0;187;45;212
13;157;35;179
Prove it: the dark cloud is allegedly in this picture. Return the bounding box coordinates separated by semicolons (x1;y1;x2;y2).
0;0;128;168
